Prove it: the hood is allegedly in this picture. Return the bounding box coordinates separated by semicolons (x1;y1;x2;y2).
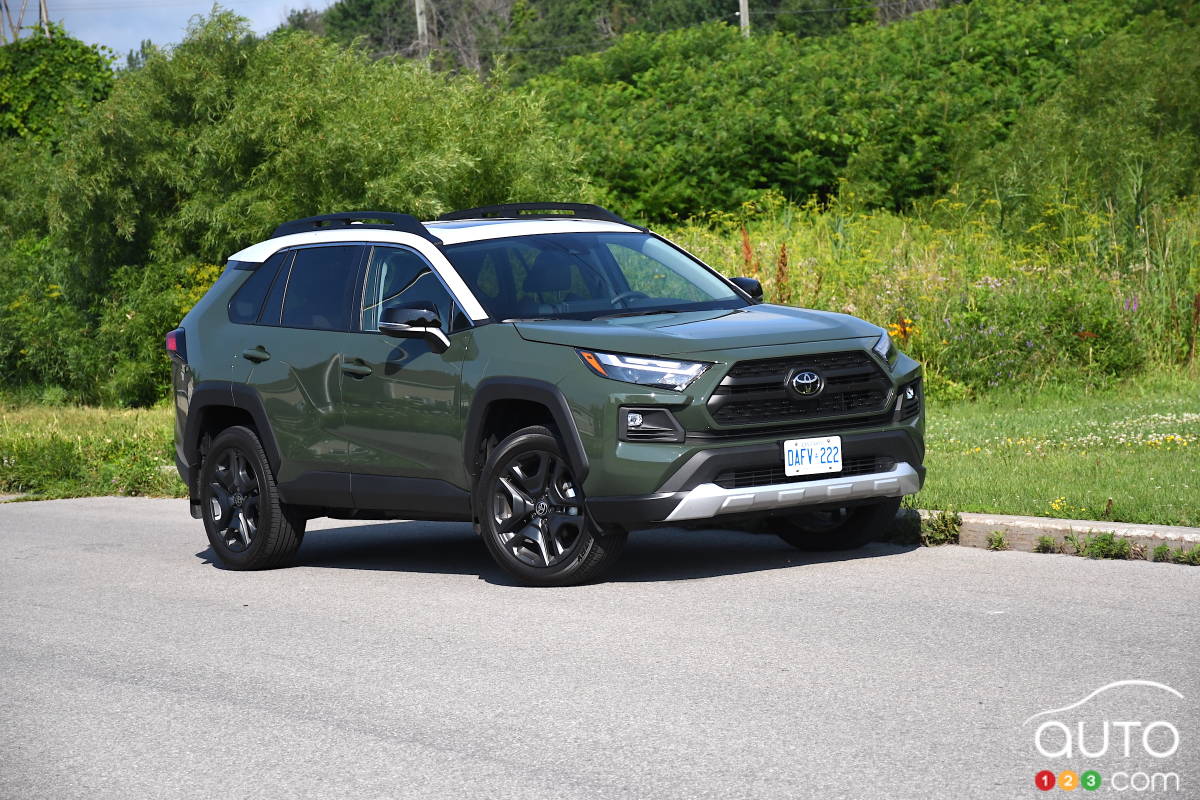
512;305;881;356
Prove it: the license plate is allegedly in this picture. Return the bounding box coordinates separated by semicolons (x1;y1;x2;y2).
783;436;843;477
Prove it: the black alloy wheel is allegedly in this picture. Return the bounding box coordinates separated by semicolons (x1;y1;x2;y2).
207;446;260;553
199;426;305;570
491;449;584;568
477;426;626;586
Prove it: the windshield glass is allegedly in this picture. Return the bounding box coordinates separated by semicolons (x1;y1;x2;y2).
443;232;746;320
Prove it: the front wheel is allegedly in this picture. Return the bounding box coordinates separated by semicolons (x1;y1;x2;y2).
773;498;901;552
476;426;626;586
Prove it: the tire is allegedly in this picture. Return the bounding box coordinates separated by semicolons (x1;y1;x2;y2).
476;425;626;586
773;497;901;552
199;425;305;570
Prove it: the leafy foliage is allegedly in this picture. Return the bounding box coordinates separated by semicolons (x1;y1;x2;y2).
287;0;889;78
0;13;585;404
967;12;1200;240
530;0;1182;219
0;26;113;141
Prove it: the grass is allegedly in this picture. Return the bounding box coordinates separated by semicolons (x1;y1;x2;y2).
1;372;1198;531
0;400;184;499
916;370;1200;527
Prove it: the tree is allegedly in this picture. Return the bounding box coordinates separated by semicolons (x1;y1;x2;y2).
0;25;113;141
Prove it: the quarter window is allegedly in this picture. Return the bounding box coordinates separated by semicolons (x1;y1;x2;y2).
228;252;285;324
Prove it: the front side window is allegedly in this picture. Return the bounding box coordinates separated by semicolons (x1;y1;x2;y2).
360;246;466;332
444;232;745;320
279;245;362;331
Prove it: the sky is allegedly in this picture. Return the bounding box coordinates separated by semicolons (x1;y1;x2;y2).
8;0;331;58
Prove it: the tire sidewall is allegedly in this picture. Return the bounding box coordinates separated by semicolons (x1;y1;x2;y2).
199;426;279;569
475;427;602;585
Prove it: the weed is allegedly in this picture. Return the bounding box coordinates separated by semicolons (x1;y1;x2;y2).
1079;532;1132;560
1152;544;1173;562
1034;536;1057;554
986;531;1009;551
921;510;961;546
1173;545;1200;566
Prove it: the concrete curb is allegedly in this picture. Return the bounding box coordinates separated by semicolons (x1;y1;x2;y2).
923;510;1200;560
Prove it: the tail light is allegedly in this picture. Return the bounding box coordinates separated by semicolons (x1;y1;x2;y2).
166;328;187;362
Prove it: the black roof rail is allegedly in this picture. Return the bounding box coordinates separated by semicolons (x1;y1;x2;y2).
271;211;443;245
437;202;642;229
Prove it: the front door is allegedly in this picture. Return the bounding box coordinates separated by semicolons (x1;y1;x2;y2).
339;245;472;512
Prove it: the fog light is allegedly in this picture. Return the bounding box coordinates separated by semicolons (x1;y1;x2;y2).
627;412;644;428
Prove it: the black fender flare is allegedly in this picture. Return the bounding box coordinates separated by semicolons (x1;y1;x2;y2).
184;381;283;480
463;377;589;483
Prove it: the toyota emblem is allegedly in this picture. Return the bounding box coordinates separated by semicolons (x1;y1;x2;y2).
790;370;824;397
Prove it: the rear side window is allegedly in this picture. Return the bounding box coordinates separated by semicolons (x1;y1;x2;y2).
228;253;285;324
279;245;362;331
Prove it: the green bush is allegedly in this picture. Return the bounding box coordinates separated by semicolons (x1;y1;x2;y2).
0;12;585;405
967;13;1200;243
0;25;113;141
530;0;1175;219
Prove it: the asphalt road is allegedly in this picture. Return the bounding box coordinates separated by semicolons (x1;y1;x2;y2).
1;498;1197;800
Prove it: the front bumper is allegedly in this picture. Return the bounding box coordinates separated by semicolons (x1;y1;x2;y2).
662;461;920;522
587;428;925;529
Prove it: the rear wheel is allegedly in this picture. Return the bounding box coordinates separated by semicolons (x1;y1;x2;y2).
476;425;626;586
773;498;901;552
199;425;305;570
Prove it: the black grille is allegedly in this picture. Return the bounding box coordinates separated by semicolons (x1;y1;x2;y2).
708;350;892;425
714;456;896;489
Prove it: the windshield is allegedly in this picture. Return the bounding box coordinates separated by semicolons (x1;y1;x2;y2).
443;232;747;321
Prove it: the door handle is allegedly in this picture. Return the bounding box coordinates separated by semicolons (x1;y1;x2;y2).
241;347;270;363
342;359;373;378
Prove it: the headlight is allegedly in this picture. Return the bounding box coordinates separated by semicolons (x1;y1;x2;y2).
577;350;709;391
873;331;894;362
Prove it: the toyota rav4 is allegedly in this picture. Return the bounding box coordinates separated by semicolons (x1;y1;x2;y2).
169;203;925;585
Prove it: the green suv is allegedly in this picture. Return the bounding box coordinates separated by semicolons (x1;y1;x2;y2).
169;204;924;585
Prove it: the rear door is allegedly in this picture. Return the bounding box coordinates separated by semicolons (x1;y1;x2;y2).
237;243;367;503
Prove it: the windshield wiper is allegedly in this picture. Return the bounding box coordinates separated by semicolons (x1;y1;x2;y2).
596;308;686;320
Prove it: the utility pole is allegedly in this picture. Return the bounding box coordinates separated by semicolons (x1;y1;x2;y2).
738;0;749;37
2;0;34;43
414;0;430;57
38;0;49;36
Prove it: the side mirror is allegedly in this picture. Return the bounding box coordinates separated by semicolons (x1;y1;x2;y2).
378;304;450;351
730;276;764;302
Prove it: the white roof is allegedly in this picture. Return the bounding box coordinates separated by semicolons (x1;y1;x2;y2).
228;217;640;263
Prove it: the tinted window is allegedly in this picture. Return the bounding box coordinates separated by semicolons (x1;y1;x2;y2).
446;232;744;320
228;253;284;324
361;246;466;333
280;245;362;331
259;251;294;326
